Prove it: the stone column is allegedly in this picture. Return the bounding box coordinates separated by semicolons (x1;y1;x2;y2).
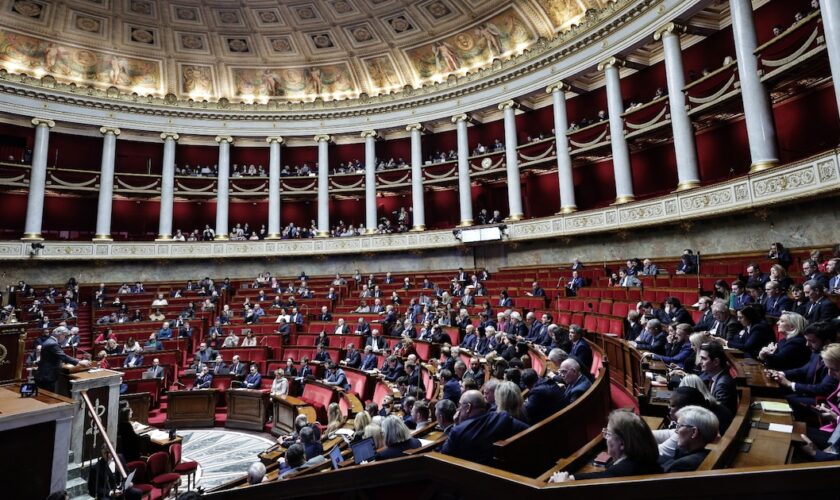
93;127;120;241
820;0;840;115
266;136;284;239
655;23;700;191
498;100;524;221
315;134;331;237
452;114;474;226
546;83;577;214
214;136;233;240
730;0;779;172
361;130;378;233
406;124;426;231
22;118;55;241
598;57;635;204
156;132;179;240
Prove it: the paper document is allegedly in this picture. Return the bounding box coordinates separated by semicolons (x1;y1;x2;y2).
767;423;794;433
759;401;793;413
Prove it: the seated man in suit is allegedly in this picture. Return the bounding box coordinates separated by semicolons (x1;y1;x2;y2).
366;329;387;353
526;282;545;297
276;318;292;344
557;358;592;406
440;390;529;465
441;369;461;404
692;297;716;332
212;354;229;375
355;318;372;338
803;280;840;323
157;321;173;340
146;358;164;378
631;319;667;356
323;362;350;391
298;356;314;380
193;342;218;368
763;281;791;319
383;355;405;383
123;350;143;368
240;364;262;389
333;318;350;335
699;342;737;414
229;355;246;379
318;306;333;322
145;333;163;351
568;324;593;372
660;405;720;472
522;368;565;424
343;343;361;368
314;345;332;363
359;345;378;371
193;365;214;389
770;321;838;419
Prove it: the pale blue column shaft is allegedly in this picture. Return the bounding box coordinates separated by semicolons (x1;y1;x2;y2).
158;135;177;238
215;140;231;237
820;0;840;115
409;127;426;228
550;88;576;211
455;118;473;224
95;129;118;238
364;134;377;232
317;138;330;234
604;64;634;200
729;0;779;166
502;105;524;218
23;121;51;237
268;139;282;236
660;28;700;186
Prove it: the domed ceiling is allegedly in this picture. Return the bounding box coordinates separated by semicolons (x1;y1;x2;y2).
0;0;609;102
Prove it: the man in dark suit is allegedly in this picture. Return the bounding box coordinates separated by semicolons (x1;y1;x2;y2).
568;324;593;372
772;322;838;418
763;281;791;319
557;358;592;406
333;318;350;335
708;302;742;341
626;311;644;341
193;365;214;389
318;306;333;322
699;342;737;414
522;369;564;424
343;343;361;368
36;329;89;392
360;346;378;371
314;345;331;363
365;329;387;352
298;357;314;380
803;281;839;323
440;390;529;465
193;342;218;368
527;282;545;297
441;369;461;404
355;318;372;338
383;355;405;382
276;318;292;344
123;350;144;368
324;362;350;391
146;358;164;379
802;259;830;288
229;355;246;379
241;365;262;389
745;263;770;289
405;361;424;393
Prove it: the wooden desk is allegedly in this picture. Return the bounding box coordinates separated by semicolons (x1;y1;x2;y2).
0;324;26;384
0;383;76;498
272;395;317;436
732;397;803;468
165;389;217;428
227;388;269;431
120;392;151;423
732;355;782;397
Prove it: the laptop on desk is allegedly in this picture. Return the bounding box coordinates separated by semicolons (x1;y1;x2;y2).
329;446;343;470
350;437;376;465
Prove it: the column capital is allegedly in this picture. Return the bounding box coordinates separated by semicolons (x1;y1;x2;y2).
160;132;180;141
498;100;519;111
360;130;378;139
546;82;571;94
450;114;472;124
314;134;332;143
31;118;55;128
99;126;121;136
597;56;625;71
653;22;686;41
215;136;234;144
405;123;424;133
266;136;285;144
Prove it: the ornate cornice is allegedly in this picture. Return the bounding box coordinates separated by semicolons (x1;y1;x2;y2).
266;136;284;144
160;132;180;141
31;118;55;128
0;0;675;131
1;150;836;261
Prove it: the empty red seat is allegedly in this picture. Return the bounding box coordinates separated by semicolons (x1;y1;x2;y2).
147;451;181;498
170;443;198;492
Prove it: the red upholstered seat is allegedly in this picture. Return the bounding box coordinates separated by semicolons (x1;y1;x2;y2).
170;443;199;491
147;451;180;497
125;460;155;500
344;370;369;399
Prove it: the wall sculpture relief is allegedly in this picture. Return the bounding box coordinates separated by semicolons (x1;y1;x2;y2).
230;63;357;99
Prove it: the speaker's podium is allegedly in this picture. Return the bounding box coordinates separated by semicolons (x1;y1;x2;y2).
58;366;123;464
166;389;218;428
226;388;269;431
0;383;76;499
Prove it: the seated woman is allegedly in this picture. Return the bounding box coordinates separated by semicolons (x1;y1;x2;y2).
800;343;840;462
351;411;372;443
724;304;774;358
678;374;733;433
270;369;288;397
759;312;810;370
325;402;346;436
374;415;421;460
550;409;662;482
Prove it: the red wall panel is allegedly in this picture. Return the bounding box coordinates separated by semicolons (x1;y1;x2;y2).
51;132;102;171
176;144;217;169
380;137;410;163
116;139;163;175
